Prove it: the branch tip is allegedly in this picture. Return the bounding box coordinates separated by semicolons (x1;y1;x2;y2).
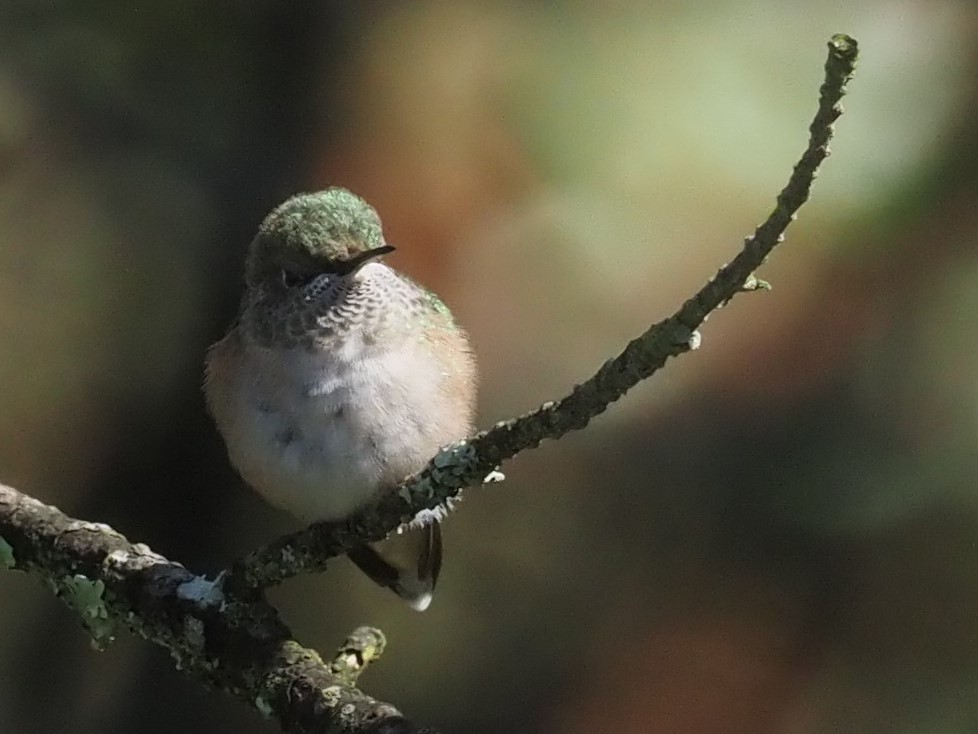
829;34;858;61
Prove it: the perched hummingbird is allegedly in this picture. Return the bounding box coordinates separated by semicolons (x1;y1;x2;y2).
205;188;477;610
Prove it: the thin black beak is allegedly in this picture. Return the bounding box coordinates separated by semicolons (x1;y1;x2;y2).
346;244;396;275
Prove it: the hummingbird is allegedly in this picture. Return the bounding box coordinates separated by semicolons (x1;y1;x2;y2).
205;188;477;610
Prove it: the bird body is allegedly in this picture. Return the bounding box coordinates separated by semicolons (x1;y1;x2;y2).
205;189;476;610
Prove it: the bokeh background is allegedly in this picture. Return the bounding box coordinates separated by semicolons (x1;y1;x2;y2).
2;2;977;733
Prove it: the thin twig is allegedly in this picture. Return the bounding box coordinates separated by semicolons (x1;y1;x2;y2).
228;34;859;593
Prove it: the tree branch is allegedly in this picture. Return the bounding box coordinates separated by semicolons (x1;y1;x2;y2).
228;34;859;594
330;626;388;687
0;483;428;734
0;35;857;732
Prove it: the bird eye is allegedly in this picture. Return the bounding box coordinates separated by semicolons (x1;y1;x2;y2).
280;269;311;289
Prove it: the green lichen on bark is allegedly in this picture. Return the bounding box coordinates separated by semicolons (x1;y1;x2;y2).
0;535;14;569
57;574;116;649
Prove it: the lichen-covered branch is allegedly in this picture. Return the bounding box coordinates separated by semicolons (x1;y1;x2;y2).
0;35;857;733
330;626;387;687
229;34;859;593
0;483;428;734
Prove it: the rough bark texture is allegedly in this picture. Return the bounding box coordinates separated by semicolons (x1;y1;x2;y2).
0;484;422;734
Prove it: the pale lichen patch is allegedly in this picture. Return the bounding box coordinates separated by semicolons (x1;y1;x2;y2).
103;545;170;575
320;686;343;706
176;573;227;609
183;615;206;652
0;535;14;569
63;520;128;547
104;549;131;568
407;507;449;529
255;695;274;718
279;546;297;565
59;574;116;649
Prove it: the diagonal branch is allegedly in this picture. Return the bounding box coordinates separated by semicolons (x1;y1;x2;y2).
228;34;859;593
0;483;429;734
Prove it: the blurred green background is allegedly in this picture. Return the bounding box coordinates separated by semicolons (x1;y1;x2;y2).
2;2;977;733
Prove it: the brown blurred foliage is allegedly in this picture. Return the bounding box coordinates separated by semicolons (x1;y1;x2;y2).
2;2;978;733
